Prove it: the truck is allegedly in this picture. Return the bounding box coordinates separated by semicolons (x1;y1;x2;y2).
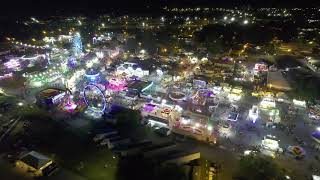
93;130;118;142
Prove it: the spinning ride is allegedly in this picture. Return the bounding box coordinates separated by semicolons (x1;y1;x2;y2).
169;91;186;101
286;146;306;159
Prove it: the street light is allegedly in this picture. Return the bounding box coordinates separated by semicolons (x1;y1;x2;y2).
18;102;24;106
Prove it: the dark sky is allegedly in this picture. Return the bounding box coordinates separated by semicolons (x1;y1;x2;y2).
1;0;319;17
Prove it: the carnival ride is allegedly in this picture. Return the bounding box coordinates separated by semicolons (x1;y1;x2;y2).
85;68;100;82
58;94;86;114
106;78;127;91
169;91;187;101
192;89;213;106
286;146;306;159
143;103;157;112
83;84;110;118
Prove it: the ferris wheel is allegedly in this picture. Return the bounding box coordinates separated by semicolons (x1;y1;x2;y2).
83;84;109;114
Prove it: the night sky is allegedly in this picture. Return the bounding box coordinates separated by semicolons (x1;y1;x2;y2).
1;0;319;17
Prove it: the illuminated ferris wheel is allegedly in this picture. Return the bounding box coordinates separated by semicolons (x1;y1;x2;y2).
83;84;110;117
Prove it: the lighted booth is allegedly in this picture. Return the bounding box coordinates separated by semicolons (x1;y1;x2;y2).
293;99;306;108
260;97;276;109
193;79;207;89
261;135;281;152
228;87;243;102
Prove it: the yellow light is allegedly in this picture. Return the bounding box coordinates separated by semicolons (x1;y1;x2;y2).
42;31;47;34
287;49;291;52
32;38;36;42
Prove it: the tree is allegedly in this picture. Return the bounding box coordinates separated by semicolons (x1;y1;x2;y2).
114;109;141;136
116;156;186;180
155;164;186;180
233;155;286;180
312;46;320;55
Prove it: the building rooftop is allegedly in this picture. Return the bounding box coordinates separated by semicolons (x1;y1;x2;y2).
20;151;52;170
127;80;153;92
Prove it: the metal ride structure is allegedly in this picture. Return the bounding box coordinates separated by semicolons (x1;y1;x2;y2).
83;84;108;118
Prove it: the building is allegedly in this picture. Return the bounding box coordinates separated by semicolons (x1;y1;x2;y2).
16;151;54;177
161;152;201;165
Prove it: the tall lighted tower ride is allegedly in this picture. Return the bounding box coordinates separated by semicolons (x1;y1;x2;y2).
72;32;83;57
